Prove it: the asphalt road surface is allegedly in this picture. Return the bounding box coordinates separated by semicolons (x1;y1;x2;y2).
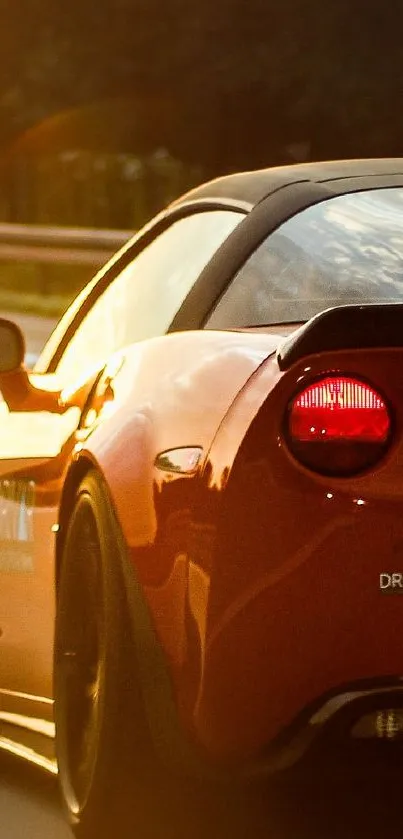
1;750;403;839
0;755;70;839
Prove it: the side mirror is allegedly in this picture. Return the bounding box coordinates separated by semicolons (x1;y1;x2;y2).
0;319;25;373
0;319;62;413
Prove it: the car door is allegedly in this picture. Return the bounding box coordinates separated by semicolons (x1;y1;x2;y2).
0;207;244;733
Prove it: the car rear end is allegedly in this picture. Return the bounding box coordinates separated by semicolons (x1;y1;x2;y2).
193;310;403;773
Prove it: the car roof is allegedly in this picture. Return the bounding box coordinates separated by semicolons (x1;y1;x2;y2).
173;158;403;210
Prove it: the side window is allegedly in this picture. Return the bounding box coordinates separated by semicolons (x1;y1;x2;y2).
54;210;242;382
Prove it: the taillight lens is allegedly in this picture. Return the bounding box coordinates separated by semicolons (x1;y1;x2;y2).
287;376;391;475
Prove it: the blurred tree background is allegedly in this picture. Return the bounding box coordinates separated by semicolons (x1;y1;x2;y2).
0;0;402;229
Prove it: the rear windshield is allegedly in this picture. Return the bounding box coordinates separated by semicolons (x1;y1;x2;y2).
206;187;403;327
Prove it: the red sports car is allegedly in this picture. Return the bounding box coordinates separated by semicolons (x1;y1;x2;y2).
1;158;403;836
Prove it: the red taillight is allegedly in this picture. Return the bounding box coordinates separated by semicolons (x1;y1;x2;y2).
287;376;391;475
290;377;390;442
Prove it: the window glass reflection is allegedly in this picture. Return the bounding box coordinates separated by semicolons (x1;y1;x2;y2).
53;210;242;383
207;188;403;328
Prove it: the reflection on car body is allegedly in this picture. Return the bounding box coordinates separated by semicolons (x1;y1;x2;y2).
1;159;403;836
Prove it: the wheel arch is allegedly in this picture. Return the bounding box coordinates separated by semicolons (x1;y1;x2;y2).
56;455;215;780
56;454;96;588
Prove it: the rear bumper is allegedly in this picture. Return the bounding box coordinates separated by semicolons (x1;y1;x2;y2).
247;679;403;779
181;679;403;785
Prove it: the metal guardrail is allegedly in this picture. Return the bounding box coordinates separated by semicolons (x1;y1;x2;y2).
0;223;133;266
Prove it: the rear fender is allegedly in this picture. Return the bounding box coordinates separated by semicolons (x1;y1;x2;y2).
56;331;283;774
71;331;280;548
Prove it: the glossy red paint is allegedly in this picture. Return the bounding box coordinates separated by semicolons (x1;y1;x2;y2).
4;160;403;784
77;341;403;762
189;348;403;759
80;330;279;551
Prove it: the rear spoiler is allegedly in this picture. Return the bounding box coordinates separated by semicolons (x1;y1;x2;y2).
277;303;403;371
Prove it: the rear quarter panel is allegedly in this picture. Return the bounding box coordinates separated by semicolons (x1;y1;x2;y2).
193;348;403;760
73;341;403;765
79;330;280;547
73;330;280;743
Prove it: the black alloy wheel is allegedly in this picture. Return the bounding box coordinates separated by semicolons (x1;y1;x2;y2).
53;470;250;839
54;471;166;838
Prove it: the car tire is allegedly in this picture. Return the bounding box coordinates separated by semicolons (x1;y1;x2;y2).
54;470;179;839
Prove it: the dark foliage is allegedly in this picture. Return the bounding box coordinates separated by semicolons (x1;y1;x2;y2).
0;1;402;226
